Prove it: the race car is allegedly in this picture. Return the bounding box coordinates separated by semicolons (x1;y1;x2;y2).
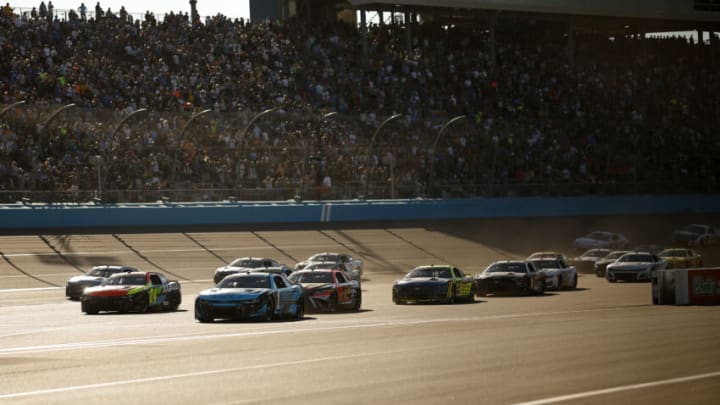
475;261;545;296
659;248;703;269
295;252;363;277
213;257;291;284
392;265;475;304
606;252;668;282
573;231;629;251
594;250;631;277
671;224;719;246
65;265;138;300
569;248;611;273
288;268;361;312
528;256;577;290
195;272;304;322
300;261;360;281
81;271;181;314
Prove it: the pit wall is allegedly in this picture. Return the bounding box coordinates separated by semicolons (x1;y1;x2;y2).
1;194;718;231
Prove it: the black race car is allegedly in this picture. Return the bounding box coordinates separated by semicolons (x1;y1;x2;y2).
475;261;545;296
392;265;475;304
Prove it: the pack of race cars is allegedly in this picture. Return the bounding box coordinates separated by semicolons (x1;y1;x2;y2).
68;224;715;318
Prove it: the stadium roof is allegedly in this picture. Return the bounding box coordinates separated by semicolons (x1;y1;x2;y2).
347;1;720;27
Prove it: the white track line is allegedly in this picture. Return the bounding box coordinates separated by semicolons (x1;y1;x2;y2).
0;307;641;356
0;349;410;399
514;371;720;405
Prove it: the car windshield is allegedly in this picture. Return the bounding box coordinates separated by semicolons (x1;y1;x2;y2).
586;250;609;258
606;251;627;259
683;225;706;234
307;263;336;270
88;268;116;277
485;263;527;274
620;254;652;262
311;254;339;262
104;274;146;285
219;275;270;289
587;232;611;241
407;268;452;279
229;258;268;268
533;260;560;269
661;250;686;257
290;272;334;283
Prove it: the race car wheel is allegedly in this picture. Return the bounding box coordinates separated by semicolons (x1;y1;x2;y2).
446;290;456;304
135;293;149;313
295;299;304;321
195;302;214;323
571;275;578;289
168;291;181;311
392;292;406;305
352;290;362;311
557;276;564;291
327;293;338;312
82;302;98;315
263;297;275;321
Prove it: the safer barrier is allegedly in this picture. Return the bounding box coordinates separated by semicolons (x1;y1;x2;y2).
653;268;720;305
1;194;719;231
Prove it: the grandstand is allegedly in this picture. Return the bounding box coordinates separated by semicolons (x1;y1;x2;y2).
0;1;718;203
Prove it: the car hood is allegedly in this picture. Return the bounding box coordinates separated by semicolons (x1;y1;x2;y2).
608;262;653;270
83;285;144;297
574;238;605;247
673;230;700;239
395;278;449;286
198;288;269;300
67;275;104;284
300;283;334;290
476;272;527;279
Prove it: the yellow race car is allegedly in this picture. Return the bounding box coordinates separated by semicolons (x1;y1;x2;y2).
659;248;703;269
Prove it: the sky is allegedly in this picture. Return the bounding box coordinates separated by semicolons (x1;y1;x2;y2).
13;0;250;20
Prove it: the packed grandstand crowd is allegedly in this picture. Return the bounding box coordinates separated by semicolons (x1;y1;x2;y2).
0;2;718;201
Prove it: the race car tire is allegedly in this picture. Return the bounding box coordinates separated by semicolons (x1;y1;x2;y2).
557;276;564;291
392;293;406;305
571;274;578;289
608;277;617;283
135;293;149;313
352;290;362;311
82;302;98;315
327;293;338;312
263;297;275;321
168;291;181;311
295;299;304;321
446;290;456;304
195;302;214;323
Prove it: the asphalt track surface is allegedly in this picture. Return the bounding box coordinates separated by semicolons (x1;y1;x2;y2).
1;215;719;404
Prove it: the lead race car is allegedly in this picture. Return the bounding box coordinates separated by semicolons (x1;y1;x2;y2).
81;271;181;314
195;272;304;322
392;265;475;304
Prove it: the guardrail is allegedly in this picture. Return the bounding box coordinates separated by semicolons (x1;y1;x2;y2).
1;194;718;232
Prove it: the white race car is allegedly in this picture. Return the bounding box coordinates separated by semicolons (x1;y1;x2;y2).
606;252;667;283
573;231;629;251
529;257;578;290
214;257;291;284
295;252;363;276
672;224;719;246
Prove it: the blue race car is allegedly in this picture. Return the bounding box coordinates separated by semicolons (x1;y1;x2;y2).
195;272;304;323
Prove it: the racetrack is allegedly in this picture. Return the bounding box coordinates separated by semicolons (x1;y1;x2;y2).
1;216;720;404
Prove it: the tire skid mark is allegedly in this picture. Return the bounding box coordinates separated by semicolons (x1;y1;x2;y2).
384;229;454;266
182;233;226;264
250;231;298;263
0;251;59;287
319;230;403;273
38;235;85;273
111;234;188;281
